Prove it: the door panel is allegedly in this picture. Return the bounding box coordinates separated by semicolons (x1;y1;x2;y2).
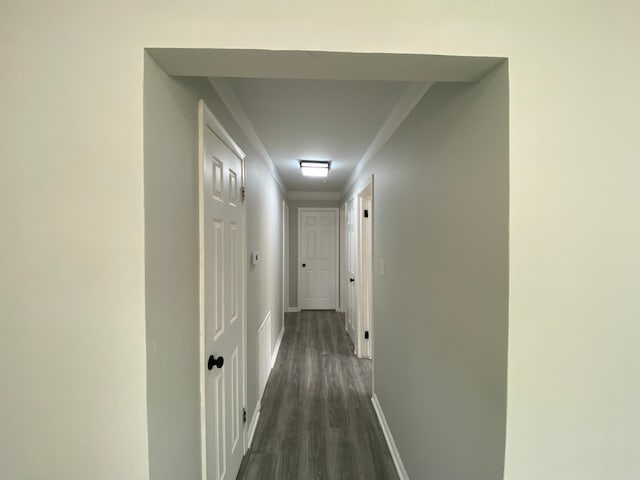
319;269;330;298
229;223;239;324
307;231;316;259
300;210;337;310
208;219;224;340
206;371;226;480
346;200;358;345
230;346;240;451
201;102;245;480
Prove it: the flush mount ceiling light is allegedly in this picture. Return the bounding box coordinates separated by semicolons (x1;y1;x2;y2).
299;160;330;178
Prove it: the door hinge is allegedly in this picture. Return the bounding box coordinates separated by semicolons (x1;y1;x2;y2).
243;407;247;424
241;187;246;202
364;209;369;218
364;330;369;339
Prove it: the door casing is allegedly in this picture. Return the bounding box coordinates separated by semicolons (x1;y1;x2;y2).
339;204;347;314
357;177;374;359
283;201;290;314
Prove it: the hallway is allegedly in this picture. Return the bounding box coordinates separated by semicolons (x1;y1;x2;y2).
237;311;398;480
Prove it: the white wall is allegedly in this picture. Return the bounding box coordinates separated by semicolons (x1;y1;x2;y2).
0;4;150;479
2;2;639;480
344;65;509;479
244;128;286;417
143;53;202;480
143;54;285;480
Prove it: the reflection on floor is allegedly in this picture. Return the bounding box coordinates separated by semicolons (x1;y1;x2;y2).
237;310;398;480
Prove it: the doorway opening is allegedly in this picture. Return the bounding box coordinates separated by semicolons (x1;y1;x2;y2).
143;48;509;480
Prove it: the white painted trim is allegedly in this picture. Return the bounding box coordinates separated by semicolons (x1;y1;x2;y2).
240;132;249;456
271;324;285;369
282;201;289;327
199;99;246;160
198;100;248;479
342;82;433;197
339;204;347;315
208;78;288;195
197;101;207;480
246;401;260;448
297;208;340;310
256;310;272;434
287;307;300;313
371;394;410;480
288;190;342;201
356;176;374;359
296;207;302;311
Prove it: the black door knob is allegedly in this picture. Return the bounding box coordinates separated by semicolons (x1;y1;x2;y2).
350;278;355;283
302;263;306;268
208;355;224;370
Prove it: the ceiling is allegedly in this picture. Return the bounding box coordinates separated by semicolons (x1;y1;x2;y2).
222;78;411;192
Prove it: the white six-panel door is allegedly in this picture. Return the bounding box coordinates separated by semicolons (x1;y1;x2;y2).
299;209;338;310
199;100;245;480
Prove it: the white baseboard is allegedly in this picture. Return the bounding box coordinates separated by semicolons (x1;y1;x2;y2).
287;307;299;312
257;311;272;402
371;394;410;480
246;401;260;448
271;324;284;369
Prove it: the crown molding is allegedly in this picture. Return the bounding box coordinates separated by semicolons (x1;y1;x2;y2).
208;78;287;195
288;190;342;201
342;82;434;197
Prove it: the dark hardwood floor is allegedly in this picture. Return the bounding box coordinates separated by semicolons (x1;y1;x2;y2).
237;310;398;480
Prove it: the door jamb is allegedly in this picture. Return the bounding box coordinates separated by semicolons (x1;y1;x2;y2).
282;201;289;318
356;176;374;359
297;207;340;310
339;204;347;314
197;100;248;480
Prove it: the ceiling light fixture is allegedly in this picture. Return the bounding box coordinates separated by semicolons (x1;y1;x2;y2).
299;160;330;178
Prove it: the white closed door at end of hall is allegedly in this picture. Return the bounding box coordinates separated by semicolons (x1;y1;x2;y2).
300;209;337;310
200;101;245;480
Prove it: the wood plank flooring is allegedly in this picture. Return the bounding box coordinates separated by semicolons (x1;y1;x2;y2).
237;310;398;480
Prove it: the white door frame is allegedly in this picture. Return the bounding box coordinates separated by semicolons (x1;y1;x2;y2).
356;176;374;359
282;201;289;317
297;207;340;310
197;99;248;480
